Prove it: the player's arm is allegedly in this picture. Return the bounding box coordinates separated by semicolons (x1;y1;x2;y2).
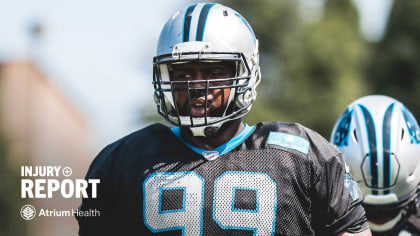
76;146;114;236
312;152;371;235
77;174;111;235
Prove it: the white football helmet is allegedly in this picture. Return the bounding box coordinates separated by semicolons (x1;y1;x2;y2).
152;3;260;136
331;95;420;232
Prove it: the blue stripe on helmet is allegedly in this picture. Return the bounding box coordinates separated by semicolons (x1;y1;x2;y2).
182;4;197;42
359;104;378;195
196;3;216;41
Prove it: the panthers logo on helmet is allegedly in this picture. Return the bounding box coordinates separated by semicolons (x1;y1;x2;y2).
332;108;352;147
402;106;420;144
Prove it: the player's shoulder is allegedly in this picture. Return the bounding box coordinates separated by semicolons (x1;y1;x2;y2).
103;122;169;150
86;123;173;174
117;122;171;146
253;121;308;138
251;121;341;161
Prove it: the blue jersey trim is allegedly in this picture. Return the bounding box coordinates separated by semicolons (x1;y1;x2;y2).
170;124;255;157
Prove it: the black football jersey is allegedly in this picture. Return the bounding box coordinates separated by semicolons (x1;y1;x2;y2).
76;122;368;236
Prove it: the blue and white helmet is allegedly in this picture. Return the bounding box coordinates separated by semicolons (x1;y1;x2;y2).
331;95;420;232
153;3;260;136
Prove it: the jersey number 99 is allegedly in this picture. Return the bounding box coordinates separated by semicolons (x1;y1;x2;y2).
143;171;277;236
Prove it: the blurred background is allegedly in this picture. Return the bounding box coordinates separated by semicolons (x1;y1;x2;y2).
0;0;419;235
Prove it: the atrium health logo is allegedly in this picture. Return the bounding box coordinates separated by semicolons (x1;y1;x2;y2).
21;204;36;220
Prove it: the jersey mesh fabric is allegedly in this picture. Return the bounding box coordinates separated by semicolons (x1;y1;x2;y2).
77;122;368;236
141;148;314;235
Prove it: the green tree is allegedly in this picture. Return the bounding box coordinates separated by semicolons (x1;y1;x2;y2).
141;0;370;138
0;135;27;236
221;0;369;137
366;0;420;117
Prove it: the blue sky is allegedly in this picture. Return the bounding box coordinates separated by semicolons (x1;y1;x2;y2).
0;0;392;149
0;0;193;148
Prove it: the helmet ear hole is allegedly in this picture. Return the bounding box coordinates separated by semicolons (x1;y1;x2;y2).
353;129;358;143
401;128;405;140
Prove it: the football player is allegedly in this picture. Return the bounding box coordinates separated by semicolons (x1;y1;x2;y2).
331;95;420;235
77;3;371;235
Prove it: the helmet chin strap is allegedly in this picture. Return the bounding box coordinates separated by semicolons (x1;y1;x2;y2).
178;116;226;137
188;116;231;137
189;124;223;137
182;99;235;137
368;212;402;232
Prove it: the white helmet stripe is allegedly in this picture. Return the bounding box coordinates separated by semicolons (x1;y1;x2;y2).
382;103;395;193
195;3;216;41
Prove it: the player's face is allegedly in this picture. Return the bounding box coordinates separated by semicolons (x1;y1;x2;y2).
170;61;235;117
